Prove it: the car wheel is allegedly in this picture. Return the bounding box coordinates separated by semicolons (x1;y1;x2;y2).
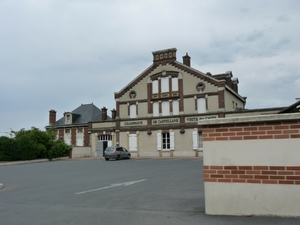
105;158;109;161
116;155;120;160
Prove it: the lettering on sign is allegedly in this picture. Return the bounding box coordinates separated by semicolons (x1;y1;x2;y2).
185;115;218;123
152;118;180;125
123;121;144;126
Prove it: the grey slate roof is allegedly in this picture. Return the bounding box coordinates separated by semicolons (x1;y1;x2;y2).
49;103;110;127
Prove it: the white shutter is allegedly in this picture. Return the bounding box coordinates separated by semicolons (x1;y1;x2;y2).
157;133;161;150
130;104;137;118
129;134;137;151
170;132;175;150
153;102;159;116
192;131;198;150
152;80;158;94
172;77;178;91
76;132;83;146
161;77;169;92
172;100;179;115
64;133;71;145
162;101;170;116
197;98;206;113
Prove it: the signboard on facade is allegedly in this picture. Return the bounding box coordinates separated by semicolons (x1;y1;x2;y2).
185;115;218;123
121;120;145;126
152;118;180;125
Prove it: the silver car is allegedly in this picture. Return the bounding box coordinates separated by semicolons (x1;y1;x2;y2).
104;146;131;161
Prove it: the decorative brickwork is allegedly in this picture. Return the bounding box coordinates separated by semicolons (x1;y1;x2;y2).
84;128;89;146
203;120;300;141
204;165;300;185
71;128;76;145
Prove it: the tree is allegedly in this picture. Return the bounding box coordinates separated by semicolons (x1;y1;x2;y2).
0;128;71;161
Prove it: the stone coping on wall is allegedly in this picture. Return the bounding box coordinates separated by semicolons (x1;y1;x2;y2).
198;113;300;126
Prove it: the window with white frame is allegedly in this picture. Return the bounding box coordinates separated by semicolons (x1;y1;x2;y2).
157;132;174;150
65;114;72;124
161;76;169;93
129;104;137;118
162;101;170;116
172;100;179;115
64;129;71;145
192;131;203;150
76;128;84;146
153;102;159;116
197;98;206;113
129;134;137;151
162;133;170;149
152;80;158;94
98;135;112;141
171;77;178;91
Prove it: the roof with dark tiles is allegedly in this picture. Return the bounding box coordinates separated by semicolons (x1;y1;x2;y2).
48;103;111;127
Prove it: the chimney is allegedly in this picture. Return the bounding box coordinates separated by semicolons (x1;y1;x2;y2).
232;78;239;93
101;107;107;121
49;110;56;124
111;109;116;120
183;53;191;67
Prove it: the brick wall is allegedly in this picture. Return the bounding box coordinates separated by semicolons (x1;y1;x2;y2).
201;113;300;217
204;165;300;185
203;120;300;142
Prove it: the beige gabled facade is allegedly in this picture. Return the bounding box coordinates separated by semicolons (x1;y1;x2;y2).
90;48;247;157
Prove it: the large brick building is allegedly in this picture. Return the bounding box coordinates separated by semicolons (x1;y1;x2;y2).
89;48;248;157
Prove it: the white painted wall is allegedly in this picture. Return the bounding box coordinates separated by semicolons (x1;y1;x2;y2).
205;182;300;217
204;139;300;166
72;147;92;158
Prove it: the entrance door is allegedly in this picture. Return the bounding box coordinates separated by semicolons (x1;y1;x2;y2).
97;135;113;157
97;141;106;157
97;141;111;156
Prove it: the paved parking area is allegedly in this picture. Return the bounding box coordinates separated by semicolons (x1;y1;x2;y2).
0;158;299;225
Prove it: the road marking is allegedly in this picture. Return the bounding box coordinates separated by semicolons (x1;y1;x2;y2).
76;179;146;195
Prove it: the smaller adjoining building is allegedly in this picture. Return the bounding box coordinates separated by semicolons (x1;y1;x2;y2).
46;103;111;158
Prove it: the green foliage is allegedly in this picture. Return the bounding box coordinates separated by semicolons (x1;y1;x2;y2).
0;128;71;161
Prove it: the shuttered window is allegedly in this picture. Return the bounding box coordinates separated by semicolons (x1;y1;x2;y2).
157;133;161;150
152;80;158;94
161;77;169;93
158;132;174;150
129;134;137;151
130;104;137;118
192;131;203;149
172;77;178;91
153;102;159;116
76;129;84;146
64;130;71;145
197;98;206;113
162;101;170;116
172;100;179;115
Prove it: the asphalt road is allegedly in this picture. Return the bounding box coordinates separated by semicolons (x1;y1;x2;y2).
0;158;299;225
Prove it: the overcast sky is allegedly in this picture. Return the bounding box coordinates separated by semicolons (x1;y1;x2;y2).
0;0;299;135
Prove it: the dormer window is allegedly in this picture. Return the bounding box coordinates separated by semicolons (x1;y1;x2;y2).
65;113;72;124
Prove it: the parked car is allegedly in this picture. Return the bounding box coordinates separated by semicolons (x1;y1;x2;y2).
104;146;131;161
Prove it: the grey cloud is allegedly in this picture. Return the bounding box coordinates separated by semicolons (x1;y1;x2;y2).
0;0;299;133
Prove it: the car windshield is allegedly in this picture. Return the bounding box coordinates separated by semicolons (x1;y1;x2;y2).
105;147;115;152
